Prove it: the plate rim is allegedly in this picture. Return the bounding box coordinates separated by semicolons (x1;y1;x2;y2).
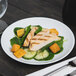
1;17;75;65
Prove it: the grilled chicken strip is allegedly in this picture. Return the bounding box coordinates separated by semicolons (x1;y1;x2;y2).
23;27;38;47
29;30;61;51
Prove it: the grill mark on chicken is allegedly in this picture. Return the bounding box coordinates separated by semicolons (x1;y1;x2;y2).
31;32;52;42
32;38;48;41
32;42;39;44
36;34;42;36
45;36;51;37
30;40;44;43
32;36;49;40
38;38;47;40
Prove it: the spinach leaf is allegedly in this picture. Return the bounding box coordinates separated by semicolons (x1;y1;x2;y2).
14;27;23;36
18;38;22;46
56;36;64;48
10;37;20;46
10;37;23;47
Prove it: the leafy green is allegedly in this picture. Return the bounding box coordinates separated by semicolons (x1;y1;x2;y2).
34;25;42;34
18;38;23;46
10;37;20;46
14;27;23;36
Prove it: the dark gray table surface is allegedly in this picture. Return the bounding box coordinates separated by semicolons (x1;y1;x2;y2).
0;0;76;76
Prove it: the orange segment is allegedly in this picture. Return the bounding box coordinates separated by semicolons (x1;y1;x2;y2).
14;48;26;58
50;29;59;35
49;43;60;53
11;44;20;52
17;29;24;37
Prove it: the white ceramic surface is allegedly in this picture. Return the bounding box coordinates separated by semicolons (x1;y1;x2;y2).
1;17;75;65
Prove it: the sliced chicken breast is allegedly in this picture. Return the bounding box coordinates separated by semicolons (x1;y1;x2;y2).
29;30;61;51
23;27;38;47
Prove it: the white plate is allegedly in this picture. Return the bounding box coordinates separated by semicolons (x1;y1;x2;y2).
1;17;75;65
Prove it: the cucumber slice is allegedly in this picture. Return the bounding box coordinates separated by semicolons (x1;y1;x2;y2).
23;49;36;59
34;50;49;60
44;49;54;60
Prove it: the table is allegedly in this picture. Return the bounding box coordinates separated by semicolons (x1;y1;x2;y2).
0;0;76;76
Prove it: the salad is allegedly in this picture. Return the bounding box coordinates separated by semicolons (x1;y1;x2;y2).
10;25;64;61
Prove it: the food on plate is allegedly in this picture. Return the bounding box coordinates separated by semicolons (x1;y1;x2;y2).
30;32;61;51
10;25;64;61
49;43;60;53
34;50;49;60
14;48;26;58
23;49;36;59
50;29;59;35
11;44;20;52
17;29;25;37
23;27;38;47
